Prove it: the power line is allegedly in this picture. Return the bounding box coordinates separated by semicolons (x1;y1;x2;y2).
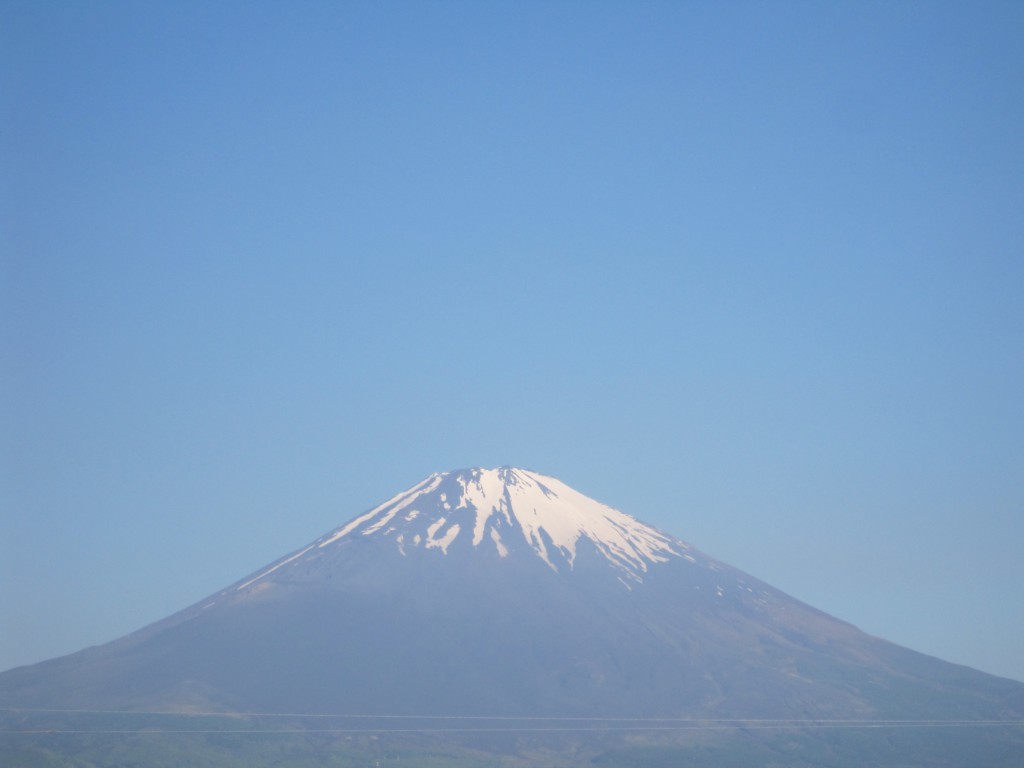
4;724;1023;735
1;709;1021;735
3;707;1022;725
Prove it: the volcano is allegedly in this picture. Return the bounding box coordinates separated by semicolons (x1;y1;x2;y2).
2;467;1022;765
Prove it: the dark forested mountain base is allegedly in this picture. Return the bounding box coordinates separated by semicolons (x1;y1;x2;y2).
3;715;1024;768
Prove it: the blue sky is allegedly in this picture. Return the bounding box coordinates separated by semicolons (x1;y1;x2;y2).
2;1;1022;683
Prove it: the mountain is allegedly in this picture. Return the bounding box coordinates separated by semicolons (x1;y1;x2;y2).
2;466;1022;766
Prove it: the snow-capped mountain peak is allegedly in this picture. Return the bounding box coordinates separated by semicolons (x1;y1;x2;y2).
238;467;687;590
10;465;1023;752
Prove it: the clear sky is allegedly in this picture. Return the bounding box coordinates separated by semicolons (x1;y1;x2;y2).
2;1;1022;684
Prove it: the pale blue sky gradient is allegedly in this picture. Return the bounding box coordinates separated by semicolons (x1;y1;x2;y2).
2;1;1023;682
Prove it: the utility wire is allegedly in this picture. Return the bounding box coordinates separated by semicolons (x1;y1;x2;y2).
4;724;1023;735
3;707;1022;724
1;708;1021;735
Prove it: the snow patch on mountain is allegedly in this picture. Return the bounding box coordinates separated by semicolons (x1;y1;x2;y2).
426;521;460;554
490;527;508;558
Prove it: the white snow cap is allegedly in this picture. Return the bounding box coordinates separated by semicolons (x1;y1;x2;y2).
319;466;685;580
